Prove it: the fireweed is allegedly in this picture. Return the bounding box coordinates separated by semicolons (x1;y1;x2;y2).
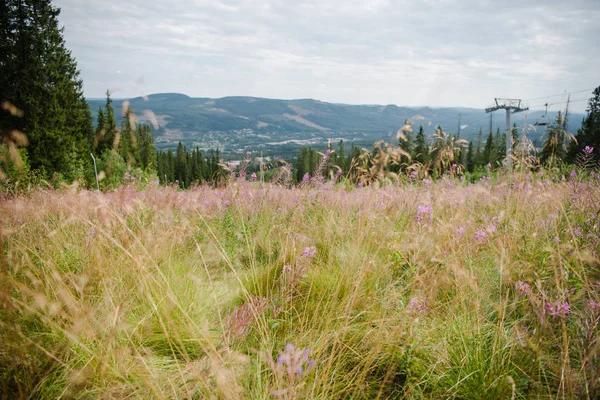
1;169;599;398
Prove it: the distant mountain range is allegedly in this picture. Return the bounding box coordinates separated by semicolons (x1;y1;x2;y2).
87;93;585;158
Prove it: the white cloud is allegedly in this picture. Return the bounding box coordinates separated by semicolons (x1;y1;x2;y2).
54;0;600;111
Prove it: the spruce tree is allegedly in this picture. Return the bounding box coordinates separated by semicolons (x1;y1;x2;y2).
567;86;600;162
466;141;474;172
414;125;429;165
483;132;495;166
0;0;93;182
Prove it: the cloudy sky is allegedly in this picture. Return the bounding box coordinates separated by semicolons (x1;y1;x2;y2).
54;0;599;112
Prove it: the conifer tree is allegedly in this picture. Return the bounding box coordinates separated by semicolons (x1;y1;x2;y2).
414;125;429;165
0;0;93;181
466;141;474;172
567;86;600;162
483;132;495;166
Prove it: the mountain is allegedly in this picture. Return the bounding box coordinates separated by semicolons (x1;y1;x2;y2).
87;94;585;158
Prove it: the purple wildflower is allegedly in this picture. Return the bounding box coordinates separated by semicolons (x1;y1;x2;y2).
516;281;531;296
409;171;418;180
474;230;487;243
570;169;576;179
250;172;257;181
584;146;594;155
282;264;292;273
407;297;427;315
325;148;332;156
422;178;432;185
588;300;600;312
573;227;582;236
553;236;560;243
545;300;570;319
301;246;317;258
454;226;466;237
302;173;309;182
487;163;492;169
415;205;432;221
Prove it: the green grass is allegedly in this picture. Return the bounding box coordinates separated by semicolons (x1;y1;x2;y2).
1;175;599;398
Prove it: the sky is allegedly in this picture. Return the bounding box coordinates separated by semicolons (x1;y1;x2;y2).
54;0;600;112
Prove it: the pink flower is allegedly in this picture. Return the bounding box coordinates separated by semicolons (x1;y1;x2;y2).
301;246;317;258
516;281;531;296
546;300;570;318
474;230;487;243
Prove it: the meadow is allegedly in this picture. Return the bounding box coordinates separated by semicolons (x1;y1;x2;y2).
1;171;599;399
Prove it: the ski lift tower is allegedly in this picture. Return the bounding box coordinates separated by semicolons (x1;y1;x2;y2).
485;98;528;169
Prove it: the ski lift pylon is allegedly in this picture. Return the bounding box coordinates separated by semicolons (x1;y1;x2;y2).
534;103;549;126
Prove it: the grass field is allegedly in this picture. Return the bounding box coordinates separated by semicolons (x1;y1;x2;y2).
1;172;599;399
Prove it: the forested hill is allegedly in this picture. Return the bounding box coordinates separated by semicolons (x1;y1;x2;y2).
87;94;584;154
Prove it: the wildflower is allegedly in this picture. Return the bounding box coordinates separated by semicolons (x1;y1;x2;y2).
486;224;497;234
282;264;292;273
553;236;560;243
246;151;251;158
414;205;432;221
570;169;576;179
409;171;418;180
573;227;582;236
584;146;594;155
272;344;316;384
250;172;257;181
422;178;432;185
474;230;487;243
357;182;363;188
588;299;600;312
407;297;427;315
487;163;492;169
452;164;457;170
325;148;332;156
301;246;317;258
515;281;531;296
545;300;570;318
454;225;466;237
335;169;342;177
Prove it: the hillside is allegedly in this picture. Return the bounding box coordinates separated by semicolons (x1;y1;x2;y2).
87;94;584;157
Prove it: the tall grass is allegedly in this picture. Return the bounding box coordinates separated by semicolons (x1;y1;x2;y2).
1;172;599;398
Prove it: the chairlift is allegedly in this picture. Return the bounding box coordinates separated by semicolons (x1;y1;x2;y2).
534;103;549;126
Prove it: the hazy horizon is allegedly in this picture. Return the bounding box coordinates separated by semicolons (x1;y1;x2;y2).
55;0;599;113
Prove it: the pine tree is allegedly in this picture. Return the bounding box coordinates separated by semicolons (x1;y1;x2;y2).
0;0;94;182
337;140;347;172
414;125;429;165
483;132;495;166
567;86;600;162
466;141;474;172
96;91;117;155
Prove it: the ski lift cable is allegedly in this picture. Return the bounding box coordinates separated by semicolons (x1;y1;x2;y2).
522;88;596;102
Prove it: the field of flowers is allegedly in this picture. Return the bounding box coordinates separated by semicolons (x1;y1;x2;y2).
1;171;599;398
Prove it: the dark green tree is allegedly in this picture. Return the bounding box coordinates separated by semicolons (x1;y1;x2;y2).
414;125;429;165
567;86;600;162
466;141;474;173
483;132;495;166
0;0;94;182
